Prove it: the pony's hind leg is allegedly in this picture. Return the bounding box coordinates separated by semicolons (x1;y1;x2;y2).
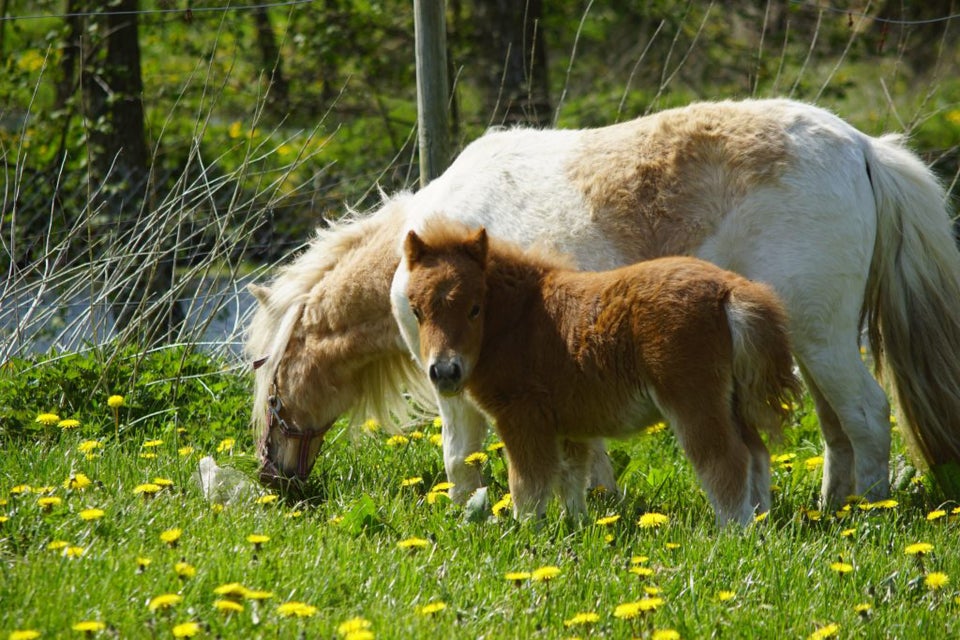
796;344;891;507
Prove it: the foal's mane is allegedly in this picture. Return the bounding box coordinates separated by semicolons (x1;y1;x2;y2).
417;217;576;273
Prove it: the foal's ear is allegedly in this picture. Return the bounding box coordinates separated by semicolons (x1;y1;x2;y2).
466;227;488;266
404;230;428;266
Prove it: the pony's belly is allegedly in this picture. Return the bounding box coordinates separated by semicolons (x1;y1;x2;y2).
580;390;663;439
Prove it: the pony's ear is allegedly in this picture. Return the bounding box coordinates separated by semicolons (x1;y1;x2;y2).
466;227;488;266
248;284;271;305
404;230;428;266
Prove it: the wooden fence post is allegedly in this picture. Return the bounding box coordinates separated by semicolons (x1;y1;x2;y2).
413;0;451;186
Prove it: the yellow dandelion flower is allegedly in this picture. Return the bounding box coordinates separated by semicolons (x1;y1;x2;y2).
629;566;654;577
386;435;409;447
595;514;621;526
71;620;106;632
505;571;531;585
160;528;183;546
245;589;273;600
418;601;447;615
277;601;318;617
362;418;380;433
214;599;244;613
178;446;195;457
9;631;41;640
227;120;243;139
137;557;152;571
664;542;681;550
631;555;649;564
829;562;853;574
285;510;303;519
138;452;156;460
147;593;182;611
174;562;196;578
772;453;796;464
432;482;455;492
107;395;125;408
491;493;512;517
808;623;840;640
64;545;85;558
36;412;61;426
338;617;373;636
78;440;102;454
401;476;423;488
638;512;669;528
644;421;668;435
754;511;769;523
564;612;600;627
531;565;561;582
257;494;279;505
171;621;201;638
925;572;949;590
247;534;270;550
431;417;443;429
614;597;662;618
804;456;824;471
79;508;105;521
860;499;898;510
63;473;92;491
152;478;173;488
213;582;248;597
58;418;81;430
429;434;443;447
142;440;164;449
47;540;70;551
717;590;736;602
33;486;54;495
216;438;235;453
487;441;505;452
905;542;934;556
409;430;424;440
464;451;488;466
134;483;162;496
803;508;822;521
652;630;681;640
841;528;856;538
10;484;32;494
854;603;872;616
926;509;947;522
397;537;430;550
37;496;62;511
643;586;662;596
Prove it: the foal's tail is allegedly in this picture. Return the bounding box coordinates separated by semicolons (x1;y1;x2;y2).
726;283;801;437
862;134;960;496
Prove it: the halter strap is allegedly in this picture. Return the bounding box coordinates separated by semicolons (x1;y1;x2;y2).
265;382;328;481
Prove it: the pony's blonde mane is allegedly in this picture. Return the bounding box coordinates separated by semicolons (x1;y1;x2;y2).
246;197;431;441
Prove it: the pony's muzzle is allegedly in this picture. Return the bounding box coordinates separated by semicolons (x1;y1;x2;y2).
429;356;464;396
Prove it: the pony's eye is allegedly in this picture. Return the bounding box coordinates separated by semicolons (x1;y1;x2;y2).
469;304;481;319
412;307;423;322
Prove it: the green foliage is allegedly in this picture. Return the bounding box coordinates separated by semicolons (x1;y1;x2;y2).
2;352;959;638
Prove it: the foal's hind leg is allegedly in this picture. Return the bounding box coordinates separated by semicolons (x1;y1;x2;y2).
665;399;754;526
558;439;593;518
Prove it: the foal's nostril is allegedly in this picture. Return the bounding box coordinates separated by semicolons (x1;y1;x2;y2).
429;363;440;383
450;361;461;381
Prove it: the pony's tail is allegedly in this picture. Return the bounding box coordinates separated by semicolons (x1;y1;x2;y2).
862;134;960;497
726;283;801;439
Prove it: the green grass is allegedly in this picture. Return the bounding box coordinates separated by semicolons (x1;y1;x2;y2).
1;348;959;639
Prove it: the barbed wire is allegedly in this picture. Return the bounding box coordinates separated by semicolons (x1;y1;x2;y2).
0;0;317;22
788;1;960;26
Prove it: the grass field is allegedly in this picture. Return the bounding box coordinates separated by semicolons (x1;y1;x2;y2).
1;348;958;639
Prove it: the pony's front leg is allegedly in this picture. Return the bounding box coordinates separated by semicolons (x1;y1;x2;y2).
438;394;489;504
559;439;592;519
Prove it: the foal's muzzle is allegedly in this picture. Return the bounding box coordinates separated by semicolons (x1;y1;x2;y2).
429;356;464;396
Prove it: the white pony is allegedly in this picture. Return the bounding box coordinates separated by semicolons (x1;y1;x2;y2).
248;98;960;507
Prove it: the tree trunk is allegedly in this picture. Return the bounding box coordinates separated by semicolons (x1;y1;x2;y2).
477;0;551;127
252;6;290;115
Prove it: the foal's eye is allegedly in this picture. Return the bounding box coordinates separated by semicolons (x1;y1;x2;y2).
468;304;481;320
412;307;423;322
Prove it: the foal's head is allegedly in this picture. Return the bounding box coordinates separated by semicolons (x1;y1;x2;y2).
403;226;489;397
